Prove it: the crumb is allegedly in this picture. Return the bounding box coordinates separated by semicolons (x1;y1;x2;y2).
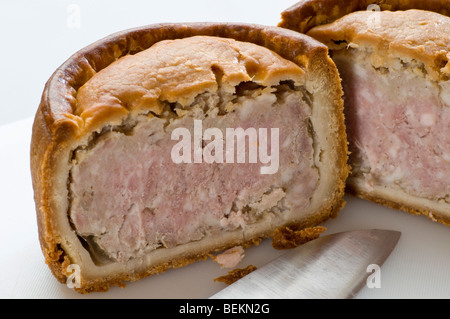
212;246;245;268
214;265;258;285
271;225;327;249
428;212;437;222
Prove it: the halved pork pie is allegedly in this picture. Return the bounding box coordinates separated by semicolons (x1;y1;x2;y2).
31;23;348;293
279;1;450;224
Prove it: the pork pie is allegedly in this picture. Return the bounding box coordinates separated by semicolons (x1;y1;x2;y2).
280;1;450;224
31;23;348;293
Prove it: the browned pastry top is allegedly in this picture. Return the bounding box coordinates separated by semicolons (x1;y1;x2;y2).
279;0;450;33
306;9;450;80
39;23;328;140
75;36;305;131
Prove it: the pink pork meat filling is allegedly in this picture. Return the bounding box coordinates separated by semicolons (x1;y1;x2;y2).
69;92;319;263
336;56;450;201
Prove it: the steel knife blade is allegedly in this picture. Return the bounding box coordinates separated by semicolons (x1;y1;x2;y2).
210;229;401;299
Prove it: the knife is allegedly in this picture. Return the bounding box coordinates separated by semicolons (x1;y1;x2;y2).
210;229;401;299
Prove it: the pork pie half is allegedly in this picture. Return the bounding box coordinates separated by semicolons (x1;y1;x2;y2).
280;1;450;224
31;23;348;293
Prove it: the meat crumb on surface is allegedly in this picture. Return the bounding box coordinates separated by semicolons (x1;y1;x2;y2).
212;246;245;268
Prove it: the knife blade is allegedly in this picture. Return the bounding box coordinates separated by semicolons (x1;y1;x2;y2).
210;229;401;299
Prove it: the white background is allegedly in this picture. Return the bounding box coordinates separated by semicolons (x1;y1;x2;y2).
0;0;299;125
1;0;450;299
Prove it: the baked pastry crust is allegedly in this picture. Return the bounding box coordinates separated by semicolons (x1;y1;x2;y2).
75;35;308;132
279;0;450;33
31;22;348;293
279;1;450;225
306;9;450;81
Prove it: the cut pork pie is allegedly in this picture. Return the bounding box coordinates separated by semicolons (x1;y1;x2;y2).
279;1;450;224
31;23;348;293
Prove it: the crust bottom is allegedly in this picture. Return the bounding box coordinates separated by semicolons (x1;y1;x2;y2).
347;178;450;227
72;198;344;294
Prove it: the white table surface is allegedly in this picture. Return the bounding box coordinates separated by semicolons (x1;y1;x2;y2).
2;0;450;299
